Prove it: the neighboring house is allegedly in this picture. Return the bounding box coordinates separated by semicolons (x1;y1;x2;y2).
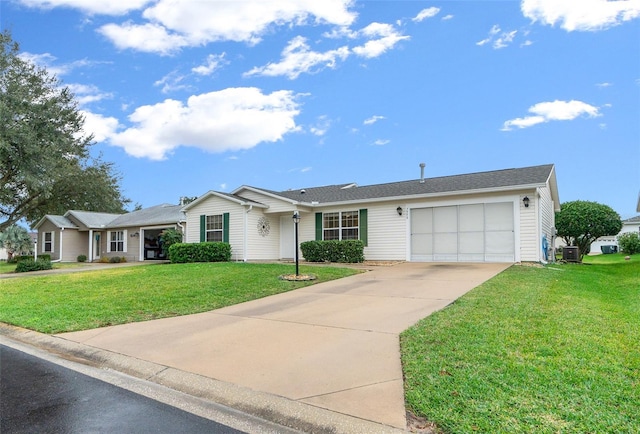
590;215;640;254
183;164;560;263
34;204;185;262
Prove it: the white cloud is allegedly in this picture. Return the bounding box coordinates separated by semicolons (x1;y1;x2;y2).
192;53;227;76
372;139;390;146
596;82;613;88
109;88;301;160
412;7;440;22
79;111;120;142
442;14;454;21
244;36;350;79
501;100;601;131
476;25;518;49
352;22;410;58
16;0;152;15
364;115;385;125
310;115;332;136
67;83;113;106
95;0;357;54
521;0;640;31
154;70;192;94
98;22;189;55
18;52;104;76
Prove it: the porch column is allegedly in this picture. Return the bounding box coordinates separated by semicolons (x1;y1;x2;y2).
88;229;93;262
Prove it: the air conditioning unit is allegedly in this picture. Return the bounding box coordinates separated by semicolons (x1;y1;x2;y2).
563;246;579;262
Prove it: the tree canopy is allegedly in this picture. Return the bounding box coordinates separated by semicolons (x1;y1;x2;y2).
0;224;32;260
555;200;622;258
0;30;128;232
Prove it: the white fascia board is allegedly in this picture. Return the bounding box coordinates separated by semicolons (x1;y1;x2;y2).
182;190;268;211
232;185;300;205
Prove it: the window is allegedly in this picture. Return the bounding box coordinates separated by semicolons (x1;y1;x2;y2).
323;211;359;241
109;230;126;252
43;232;53;252
206;215;223;242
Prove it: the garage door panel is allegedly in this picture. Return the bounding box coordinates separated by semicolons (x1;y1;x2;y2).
411;202;514;263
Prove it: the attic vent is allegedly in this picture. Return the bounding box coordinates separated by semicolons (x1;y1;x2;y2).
341;183;358;189
300;189;306;194
419;162;426;183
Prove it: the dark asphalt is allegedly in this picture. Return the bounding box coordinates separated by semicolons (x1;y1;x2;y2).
0;344;246;433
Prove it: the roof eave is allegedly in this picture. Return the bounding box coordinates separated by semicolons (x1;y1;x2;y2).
182;190;269;211
232;185;300;205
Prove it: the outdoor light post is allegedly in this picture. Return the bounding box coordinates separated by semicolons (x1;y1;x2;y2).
293;211;300;276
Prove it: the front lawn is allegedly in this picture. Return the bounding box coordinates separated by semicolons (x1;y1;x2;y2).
0;262;359;333
401;260;640;433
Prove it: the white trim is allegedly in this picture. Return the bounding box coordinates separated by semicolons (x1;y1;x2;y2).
107;229;127;253
42;231;54;254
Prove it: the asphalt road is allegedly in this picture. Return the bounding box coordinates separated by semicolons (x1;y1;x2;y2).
0;343;295;434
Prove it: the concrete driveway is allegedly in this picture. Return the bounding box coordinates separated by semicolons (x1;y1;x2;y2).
57;262;510;429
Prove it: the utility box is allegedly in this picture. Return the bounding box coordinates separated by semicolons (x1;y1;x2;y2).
563;246;580;262
600;245;618;254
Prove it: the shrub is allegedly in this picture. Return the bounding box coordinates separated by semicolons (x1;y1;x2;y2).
109;256;122;263
169;242;232;263
618;232;640;255
11;254;51;263
159;228;183;259
77;254;87;262
15;258;53;273
300;240;365;263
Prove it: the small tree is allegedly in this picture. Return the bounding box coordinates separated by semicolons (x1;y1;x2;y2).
0;225;33;261
555;200;622;260
159;228;183;259
618;232;640;255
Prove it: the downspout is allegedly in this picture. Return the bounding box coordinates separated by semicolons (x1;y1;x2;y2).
177;221;185;241
53;227;64;263
244;205;253;262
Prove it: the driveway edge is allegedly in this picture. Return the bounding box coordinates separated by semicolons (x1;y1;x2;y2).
0;323;406;434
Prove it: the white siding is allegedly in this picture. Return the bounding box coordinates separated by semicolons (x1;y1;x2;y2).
538;185;555;261
519;193;538;262
245;211;281;260
364;202;407;261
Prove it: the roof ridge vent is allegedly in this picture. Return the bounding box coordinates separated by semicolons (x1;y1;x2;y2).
341;183;358;189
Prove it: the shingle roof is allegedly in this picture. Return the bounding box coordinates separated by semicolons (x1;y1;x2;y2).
623;215;640;223
64;210;122;228
44;215;78;229
106;204;185;228
265;164;555;205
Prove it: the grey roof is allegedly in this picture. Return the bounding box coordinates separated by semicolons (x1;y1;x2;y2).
43;215;78;229
623;215;640;223
65;210;123;228
106;204;185;228
182;190;268;211
260;164;556;205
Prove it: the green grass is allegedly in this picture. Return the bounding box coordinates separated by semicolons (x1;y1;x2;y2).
0;262;358;333
583;252;638;264
401;260;640;433
0;261;86;274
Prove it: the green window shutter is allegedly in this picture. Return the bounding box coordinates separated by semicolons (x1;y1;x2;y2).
315;212;323;241
359;209;368;246
200;215;206;242
223;212;230;243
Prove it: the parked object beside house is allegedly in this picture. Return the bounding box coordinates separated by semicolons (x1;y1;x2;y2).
183;163;559;264
589;215;640;254
34;205;185;262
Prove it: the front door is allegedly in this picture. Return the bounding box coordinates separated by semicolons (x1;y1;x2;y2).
94;232;101;260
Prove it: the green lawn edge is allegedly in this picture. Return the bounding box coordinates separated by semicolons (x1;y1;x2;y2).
401;258;640;433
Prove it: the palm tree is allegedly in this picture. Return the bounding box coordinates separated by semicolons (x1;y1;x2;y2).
0;225;33;261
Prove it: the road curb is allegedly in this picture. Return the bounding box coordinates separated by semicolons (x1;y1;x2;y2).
0;323;406;434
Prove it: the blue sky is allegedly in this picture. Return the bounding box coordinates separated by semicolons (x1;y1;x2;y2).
3;0;639;219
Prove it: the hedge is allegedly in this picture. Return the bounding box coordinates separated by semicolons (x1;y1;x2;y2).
15;258;53;273
10;254;51;264
169;242;232;263
300;240;365;263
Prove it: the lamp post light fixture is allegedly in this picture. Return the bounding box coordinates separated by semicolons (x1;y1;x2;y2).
396;206;403;216
292;211;301;276
523;196;530;208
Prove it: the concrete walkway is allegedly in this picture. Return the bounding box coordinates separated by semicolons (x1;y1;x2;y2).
54;262;510;430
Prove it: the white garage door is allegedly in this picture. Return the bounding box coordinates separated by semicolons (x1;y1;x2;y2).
410;202;515;262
